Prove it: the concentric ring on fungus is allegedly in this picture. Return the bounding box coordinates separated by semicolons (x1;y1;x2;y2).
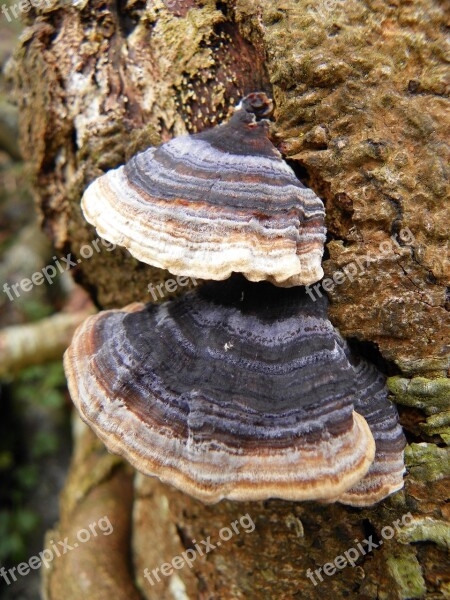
64;276;405;505
81;93;326;287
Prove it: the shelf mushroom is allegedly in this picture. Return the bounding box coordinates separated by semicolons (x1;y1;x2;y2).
333;360;407;505
81;93;326;287
64;276;405;505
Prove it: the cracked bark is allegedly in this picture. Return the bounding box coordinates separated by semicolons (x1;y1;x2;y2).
10;0;449;598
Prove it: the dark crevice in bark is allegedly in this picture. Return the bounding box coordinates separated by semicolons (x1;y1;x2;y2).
115;0;146;36
347;338;402;377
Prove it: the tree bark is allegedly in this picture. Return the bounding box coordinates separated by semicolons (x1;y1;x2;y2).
11;0;449;598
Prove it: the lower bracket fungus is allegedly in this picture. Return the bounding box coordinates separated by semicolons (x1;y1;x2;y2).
334;361;407;506
81;93;326;287
64;276;405;505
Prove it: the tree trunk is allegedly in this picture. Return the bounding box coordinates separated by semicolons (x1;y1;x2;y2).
10;0;449;598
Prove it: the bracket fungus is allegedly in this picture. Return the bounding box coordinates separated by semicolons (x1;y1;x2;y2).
333;360;407;506
81;93;326;287
72;91;406;506
64;276;405;505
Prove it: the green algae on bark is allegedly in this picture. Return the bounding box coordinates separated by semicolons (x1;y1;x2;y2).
389;377;450;442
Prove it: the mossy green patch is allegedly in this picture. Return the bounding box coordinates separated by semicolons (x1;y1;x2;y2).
386;547;427;600
397;516;450;551
389;377;450;441
405;443;450;481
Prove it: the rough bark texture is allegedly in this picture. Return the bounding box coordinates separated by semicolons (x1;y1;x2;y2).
10;0;449;598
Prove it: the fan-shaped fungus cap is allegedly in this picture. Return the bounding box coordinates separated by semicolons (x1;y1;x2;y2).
81;93;326;287
335;360;406;506
64;276;407;505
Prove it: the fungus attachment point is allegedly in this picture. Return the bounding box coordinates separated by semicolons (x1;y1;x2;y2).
238;91;274;119
81;93;326;287
64;276;405;505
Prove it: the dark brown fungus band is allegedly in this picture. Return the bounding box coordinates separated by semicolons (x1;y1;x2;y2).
64;276;405;505
81;93;326;287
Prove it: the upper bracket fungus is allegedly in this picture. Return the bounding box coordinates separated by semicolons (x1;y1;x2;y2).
64;276;405;506
81;93;326;287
